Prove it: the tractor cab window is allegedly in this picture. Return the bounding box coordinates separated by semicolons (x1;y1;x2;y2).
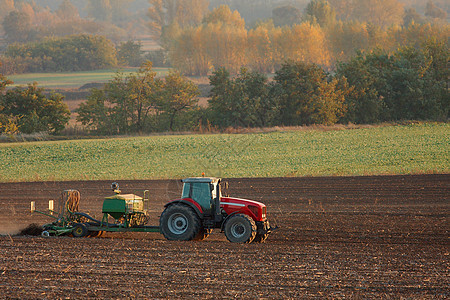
182;183;190;199
182;182;212;212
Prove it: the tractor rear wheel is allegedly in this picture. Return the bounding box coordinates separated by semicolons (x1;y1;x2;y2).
72;223;88;238
160;204;201;241
224;214;256;243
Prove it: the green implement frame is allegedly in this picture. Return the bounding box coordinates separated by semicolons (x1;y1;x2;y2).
32;189;160;237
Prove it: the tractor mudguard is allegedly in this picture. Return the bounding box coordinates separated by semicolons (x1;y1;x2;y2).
165;199;203;218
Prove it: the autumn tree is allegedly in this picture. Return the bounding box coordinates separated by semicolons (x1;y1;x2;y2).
201;6;248;73
170;5;247;75
327;21;369;62
170;26;210;76
247;21;274;73
272;23;331;67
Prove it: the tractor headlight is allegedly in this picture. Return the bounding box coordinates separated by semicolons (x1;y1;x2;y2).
262;207;267;219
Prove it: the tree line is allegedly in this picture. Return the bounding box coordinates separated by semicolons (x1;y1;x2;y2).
165;4;449;75
76;40;449;135
206;39;448;128
1;1;448;75
1;37;448;136
0;34;148;75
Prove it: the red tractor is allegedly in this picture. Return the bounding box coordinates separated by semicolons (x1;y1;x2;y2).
160;177;275;243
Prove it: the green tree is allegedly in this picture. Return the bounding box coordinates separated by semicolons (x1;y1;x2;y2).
352;0;404;28
337;41;449;123
0;64;13;92
2;10;33;43
403;8;424;27
304;0;337;28
56;0;80;21
336;52;385;123
86;0;112;22
5;34;117;72
273;61;347;125
0;83;70;134
157;71;200;131
272;5;302;27
208;67;277;128
78;61;159;134
148;0;209;41
77;62;200;134
0;0;15;20
117;40;144;67
425;1;447;19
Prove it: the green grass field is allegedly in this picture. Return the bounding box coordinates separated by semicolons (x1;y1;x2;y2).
8;68;170;89
0;123;448;182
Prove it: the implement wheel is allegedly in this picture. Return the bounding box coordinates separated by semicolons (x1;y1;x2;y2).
160;204;201;241
224;214;256;243
88;230;102;238
72;223;88;238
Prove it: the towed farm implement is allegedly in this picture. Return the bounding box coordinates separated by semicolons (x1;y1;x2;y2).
31;177;276;243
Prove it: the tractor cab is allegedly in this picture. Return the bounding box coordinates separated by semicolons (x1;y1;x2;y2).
181;177;221;215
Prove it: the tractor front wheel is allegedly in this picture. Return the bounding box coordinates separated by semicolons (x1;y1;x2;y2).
72;223;88;238
160;204;201;241
224;214;256;243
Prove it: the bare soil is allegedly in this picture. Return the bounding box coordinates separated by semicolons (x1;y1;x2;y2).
0;175;448;298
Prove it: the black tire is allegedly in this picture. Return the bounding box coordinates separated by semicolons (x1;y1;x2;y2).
224;214;256;243
253;233;269;243
160;204;201;241
193;228;212;241
72;223;88;238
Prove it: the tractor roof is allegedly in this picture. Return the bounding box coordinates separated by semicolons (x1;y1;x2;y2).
182;177;221;183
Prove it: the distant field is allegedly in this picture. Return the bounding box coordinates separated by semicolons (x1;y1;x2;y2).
8;68;170;89
0;123;448;182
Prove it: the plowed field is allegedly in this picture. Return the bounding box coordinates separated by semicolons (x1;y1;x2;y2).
0;175;449;298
